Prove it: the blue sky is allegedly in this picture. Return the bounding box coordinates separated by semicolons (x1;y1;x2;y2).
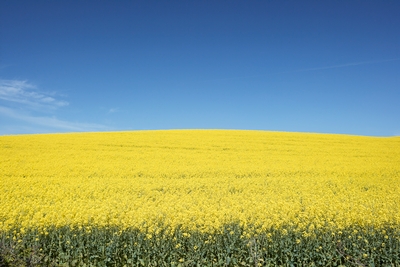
1;1;399;136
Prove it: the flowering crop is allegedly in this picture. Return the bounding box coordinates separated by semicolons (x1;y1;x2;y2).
1;130;399;265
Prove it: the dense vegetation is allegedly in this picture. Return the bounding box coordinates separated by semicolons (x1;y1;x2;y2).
1;130;399;265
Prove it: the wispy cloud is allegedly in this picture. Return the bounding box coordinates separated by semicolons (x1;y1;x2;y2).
0;106;106;132
293;58;400;73
108;108;119;113
0;79;107;134
0;79;68;109
206;58;400;81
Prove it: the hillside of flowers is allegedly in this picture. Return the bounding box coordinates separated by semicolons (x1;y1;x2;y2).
1;130;399;266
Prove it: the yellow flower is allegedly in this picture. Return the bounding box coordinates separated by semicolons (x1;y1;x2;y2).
0;130;399;236
183;232;190;237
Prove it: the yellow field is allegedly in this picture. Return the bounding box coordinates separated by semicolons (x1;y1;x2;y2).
1;130;400;234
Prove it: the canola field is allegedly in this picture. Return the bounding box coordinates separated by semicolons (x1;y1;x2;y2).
1;130;400;266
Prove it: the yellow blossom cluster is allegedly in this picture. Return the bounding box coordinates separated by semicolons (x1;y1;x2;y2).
1;130;399;233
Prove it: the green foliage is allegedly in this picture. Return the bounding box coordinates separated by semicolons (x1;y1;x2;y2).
1;224;399;266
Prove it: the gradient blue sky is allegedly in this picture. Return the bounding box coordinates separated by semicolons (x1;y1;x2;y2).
1;1;399;136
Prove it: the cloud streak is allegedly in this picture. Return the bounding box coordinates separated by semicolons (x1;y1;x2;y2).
0;79;107;134
108;108;119;113
0;79;68;110
207;58;400;82
0;106;106;132
293;58;400;73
